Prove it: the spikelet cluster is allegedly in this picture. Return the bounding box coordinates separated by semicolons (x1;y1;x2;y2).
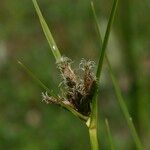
42;57;96;116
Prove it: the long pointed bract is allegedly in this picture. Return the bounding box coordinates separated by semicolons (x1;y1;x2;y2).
32;0;61;62
18;60;54;96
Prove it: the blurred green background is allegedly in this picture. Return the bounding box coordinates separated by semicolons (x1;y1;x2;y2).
0;0;149;149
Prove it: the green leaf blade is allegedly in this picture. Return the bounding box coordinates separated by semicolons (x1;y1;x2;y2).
88;1;118;149
96;0;118;80
32;0;61;62
105;119;115;150
89;0;118;129
18;60;54;96
91;1;103;48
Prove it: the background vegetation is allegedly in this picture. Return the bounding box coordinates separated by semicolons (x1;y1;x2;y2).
0;0;149;149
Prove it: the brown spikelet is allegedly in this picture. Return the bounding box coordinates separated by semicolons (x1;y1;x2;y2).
57;56;77;88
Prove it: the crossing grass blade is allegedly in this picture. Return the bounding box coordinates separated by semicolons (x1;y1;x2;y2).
105;119;115;150
32;0;61;62
105;56;143;150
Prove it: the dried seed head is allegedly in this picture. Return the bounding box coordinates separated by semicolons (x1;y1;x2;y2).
79;59;96;95
62;59;96;116
79;58;95;71
42;57;97;117
57;56;77;88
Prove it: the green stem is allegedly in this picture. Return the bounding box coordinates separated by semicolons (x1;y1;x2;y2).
88;0;118;149
88;126;99;150
87;96;99;150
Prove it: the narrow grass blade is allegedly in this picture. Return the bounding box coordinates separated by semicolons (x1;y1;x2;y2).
105;118;115;150
32;0;61;62
90;0;118;123
87;1;118;149
18;60;54;96
18;60;88;121
95;0;118;80
106;56;143;150
91;1;102;48
89;0;118;132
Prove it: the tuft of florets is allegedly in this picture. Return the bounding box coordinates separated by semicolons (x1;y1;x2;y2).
57;56;77;88
42;57;97;117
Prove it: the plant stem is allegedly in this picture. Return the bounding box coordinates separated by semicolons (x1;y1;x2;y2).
87;95;99;150
88;125;99;150
88;0;118;149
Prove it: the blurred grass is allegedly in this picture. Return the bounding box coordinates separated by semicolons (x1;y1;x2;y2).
0;0;149;149
105;119;116;150
106;56;143;149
